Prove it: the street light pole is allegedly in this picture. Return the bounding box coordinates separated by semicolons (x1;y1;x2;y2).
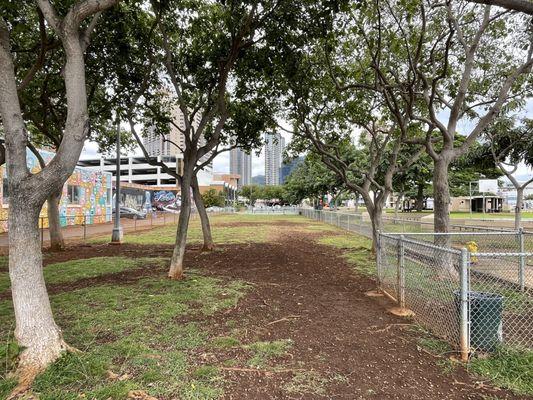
111;117;123;243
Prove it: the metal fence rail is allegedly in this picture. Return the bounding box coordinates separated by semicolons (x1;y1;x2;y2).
298;207;533;358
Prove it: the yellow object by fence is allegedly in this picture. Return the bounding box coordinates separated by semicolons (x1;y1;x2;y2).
466;241;478;263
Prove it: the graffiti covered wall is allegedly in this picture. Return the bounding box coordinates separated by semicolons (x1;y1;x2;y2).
0;148;113;233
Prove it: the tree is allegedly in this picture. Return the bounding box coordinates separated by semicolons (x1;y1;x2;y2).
201;189;225;208
0;0;117;388
485;117;533;228
467;0;533;15
283;153;345;206
126;0;295;279
11;2;140;251
351;1;533;240
241;184;263;206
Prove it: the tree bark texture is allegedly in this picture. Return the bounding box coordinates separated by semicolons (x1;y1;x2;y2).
169;171;193;279
192;176;214;251
47;188;65;251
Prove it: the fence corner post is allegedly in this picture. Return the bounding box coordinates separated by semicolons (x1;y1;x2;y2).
518;227;525;292
460;247;470;362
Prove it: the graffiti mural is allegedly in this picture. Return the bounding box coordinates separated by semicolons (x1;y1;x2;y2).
152;190;180;211
114;187;152;213
0;148;113;233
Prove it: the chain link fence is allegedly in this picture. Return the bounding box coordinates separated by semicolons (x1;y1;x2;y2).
299;207;533;358
0;207;236;251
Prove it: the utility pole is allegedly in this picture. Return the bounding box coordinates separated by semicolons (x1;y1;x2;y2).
111;117;123;244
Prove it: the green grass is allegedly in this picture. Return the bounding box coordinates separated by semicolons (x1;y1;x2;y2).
317;234;375;277
0;256;250;399
0;257;165;295
91;213;310;246
469;347;533;396
245;339;293;368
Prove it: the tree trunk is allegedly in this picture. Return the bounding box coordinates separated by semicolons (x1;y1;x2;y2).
415;183;424;212
369;203;383;255
8;198;68;382
192;176;214;251
432;158;457;278
354;194;359;212
515;186;524;230
47;188;65;251
168;171;193;279
433;158;451;240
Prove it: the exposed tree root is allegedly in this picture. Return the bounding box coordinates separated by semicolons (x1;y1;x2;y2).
7;340;79;400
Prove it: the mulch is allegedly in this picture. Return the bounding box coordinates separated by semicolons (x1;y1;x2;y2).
2;224;532;399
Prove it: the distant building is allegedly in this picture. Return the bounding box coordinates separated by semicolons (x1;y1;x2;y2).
265;133;285;186
143;101;212;181
229;148;252;188
280;156;304;184
78;155;214;190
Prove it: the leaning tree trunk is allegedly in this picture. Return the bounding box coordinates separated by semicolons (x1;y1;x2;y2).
192;176;214;251
9;196;68;382
47;188;65;251
168;171;193;279
515;187;524;231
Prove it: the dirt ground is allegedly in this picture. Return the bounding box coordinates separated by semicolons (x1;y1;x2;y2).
5;224;532;400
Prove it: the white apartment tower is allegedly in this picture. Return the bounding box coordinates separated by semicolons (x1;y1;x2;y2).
230;148;252;188
143;103;213;185
265;133;285;186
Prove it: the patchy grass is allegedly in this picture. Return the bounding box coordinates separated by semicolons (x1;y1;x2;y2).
317;234;375;277
245;339;293;368
283;370;328;396
0;256;250;399
90;213;310;246
0;257;164;295
469;347;533;396
414;325;533;396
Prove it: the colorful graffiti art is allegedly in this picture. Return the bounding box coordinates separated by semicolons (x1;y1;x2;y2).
0;148;113;233
152;190;180;211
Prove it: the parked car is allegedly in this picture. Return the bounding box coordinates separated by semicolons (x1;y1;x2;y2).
113;207;146;220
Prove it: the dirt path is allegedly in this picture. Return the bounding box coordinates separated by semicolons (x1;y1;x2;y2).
190;228;530;400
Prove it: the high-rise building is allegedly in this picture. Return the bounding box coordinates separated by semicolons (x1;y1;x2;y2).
143;102;212;183
265;133;285;186
229;148;252;188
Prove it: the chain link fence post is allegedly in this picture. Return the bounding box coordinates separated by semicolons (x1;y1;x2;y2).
397;235;405;309
460;248;470;362
518;227;525;292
